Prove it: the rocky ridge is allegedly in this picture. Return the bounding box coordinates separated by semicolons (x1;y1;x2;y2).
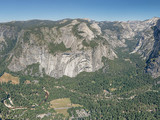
0;18;160;78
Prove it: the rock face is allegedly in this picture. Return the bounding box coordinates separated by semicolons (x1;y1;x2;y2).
1;19;117;78
128;18;159;59
8;44;115;78
78;22;94;40
145;19;160;78
0;25;18;54
1;18;160;78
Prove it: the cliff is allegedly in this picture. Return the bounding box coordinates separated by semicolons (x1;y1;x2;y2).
0;18;160;78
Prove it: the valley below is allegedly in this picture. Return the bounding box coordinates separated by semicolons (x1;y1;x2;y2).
0;18;160;120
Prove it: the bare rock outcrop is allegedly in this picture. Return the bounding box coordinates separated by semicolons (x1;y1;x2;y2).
6;19;117;78
1;18;160;78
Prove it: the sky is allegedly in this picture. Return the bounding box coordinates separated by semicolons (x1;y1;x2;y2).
0;0;160;22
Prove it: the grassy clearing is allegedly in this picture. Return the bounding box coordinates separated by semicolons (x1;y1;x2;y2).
55;109;69;117
0;72;19;84
50;98;82;117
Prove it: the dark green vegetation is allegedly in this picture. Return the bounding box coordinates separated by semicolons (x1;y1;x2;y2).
99;21;124;35
0;48;159;120
0;19;159;119
82;40;98;48
72;23;84;39
1;20;60;30
48;42;71;55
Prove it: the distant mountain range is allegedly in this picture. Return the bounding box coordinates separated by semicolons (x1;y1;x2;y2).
0;17;160;78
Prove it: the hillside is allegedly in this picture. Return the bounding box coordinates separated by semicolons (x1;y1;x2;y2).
0;18;160;119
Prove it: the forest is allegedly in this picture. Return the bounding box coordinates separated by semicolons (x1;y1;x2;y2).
0;48;159;120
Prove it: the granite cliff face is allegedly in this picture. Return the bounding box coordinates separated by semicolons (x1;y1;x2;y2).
0;18;160;78
1;19;117;78
145;19;160;78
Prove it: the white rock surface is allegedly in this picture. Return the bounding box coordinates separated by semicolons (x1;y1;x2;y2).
8;43;116;78
1;18;159;78
78;23;94;40
90;22;102;35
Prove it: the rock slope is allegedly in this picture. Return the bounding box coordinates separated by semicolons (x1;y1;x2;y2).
1;19;117;78
0;18;160;78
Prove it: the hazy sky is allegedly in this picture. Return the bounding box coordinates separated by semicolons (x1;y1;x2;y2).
0;0;160;22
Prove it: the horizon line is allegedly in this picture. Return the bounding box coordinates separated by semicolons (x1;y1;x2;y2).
0;16;159;23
